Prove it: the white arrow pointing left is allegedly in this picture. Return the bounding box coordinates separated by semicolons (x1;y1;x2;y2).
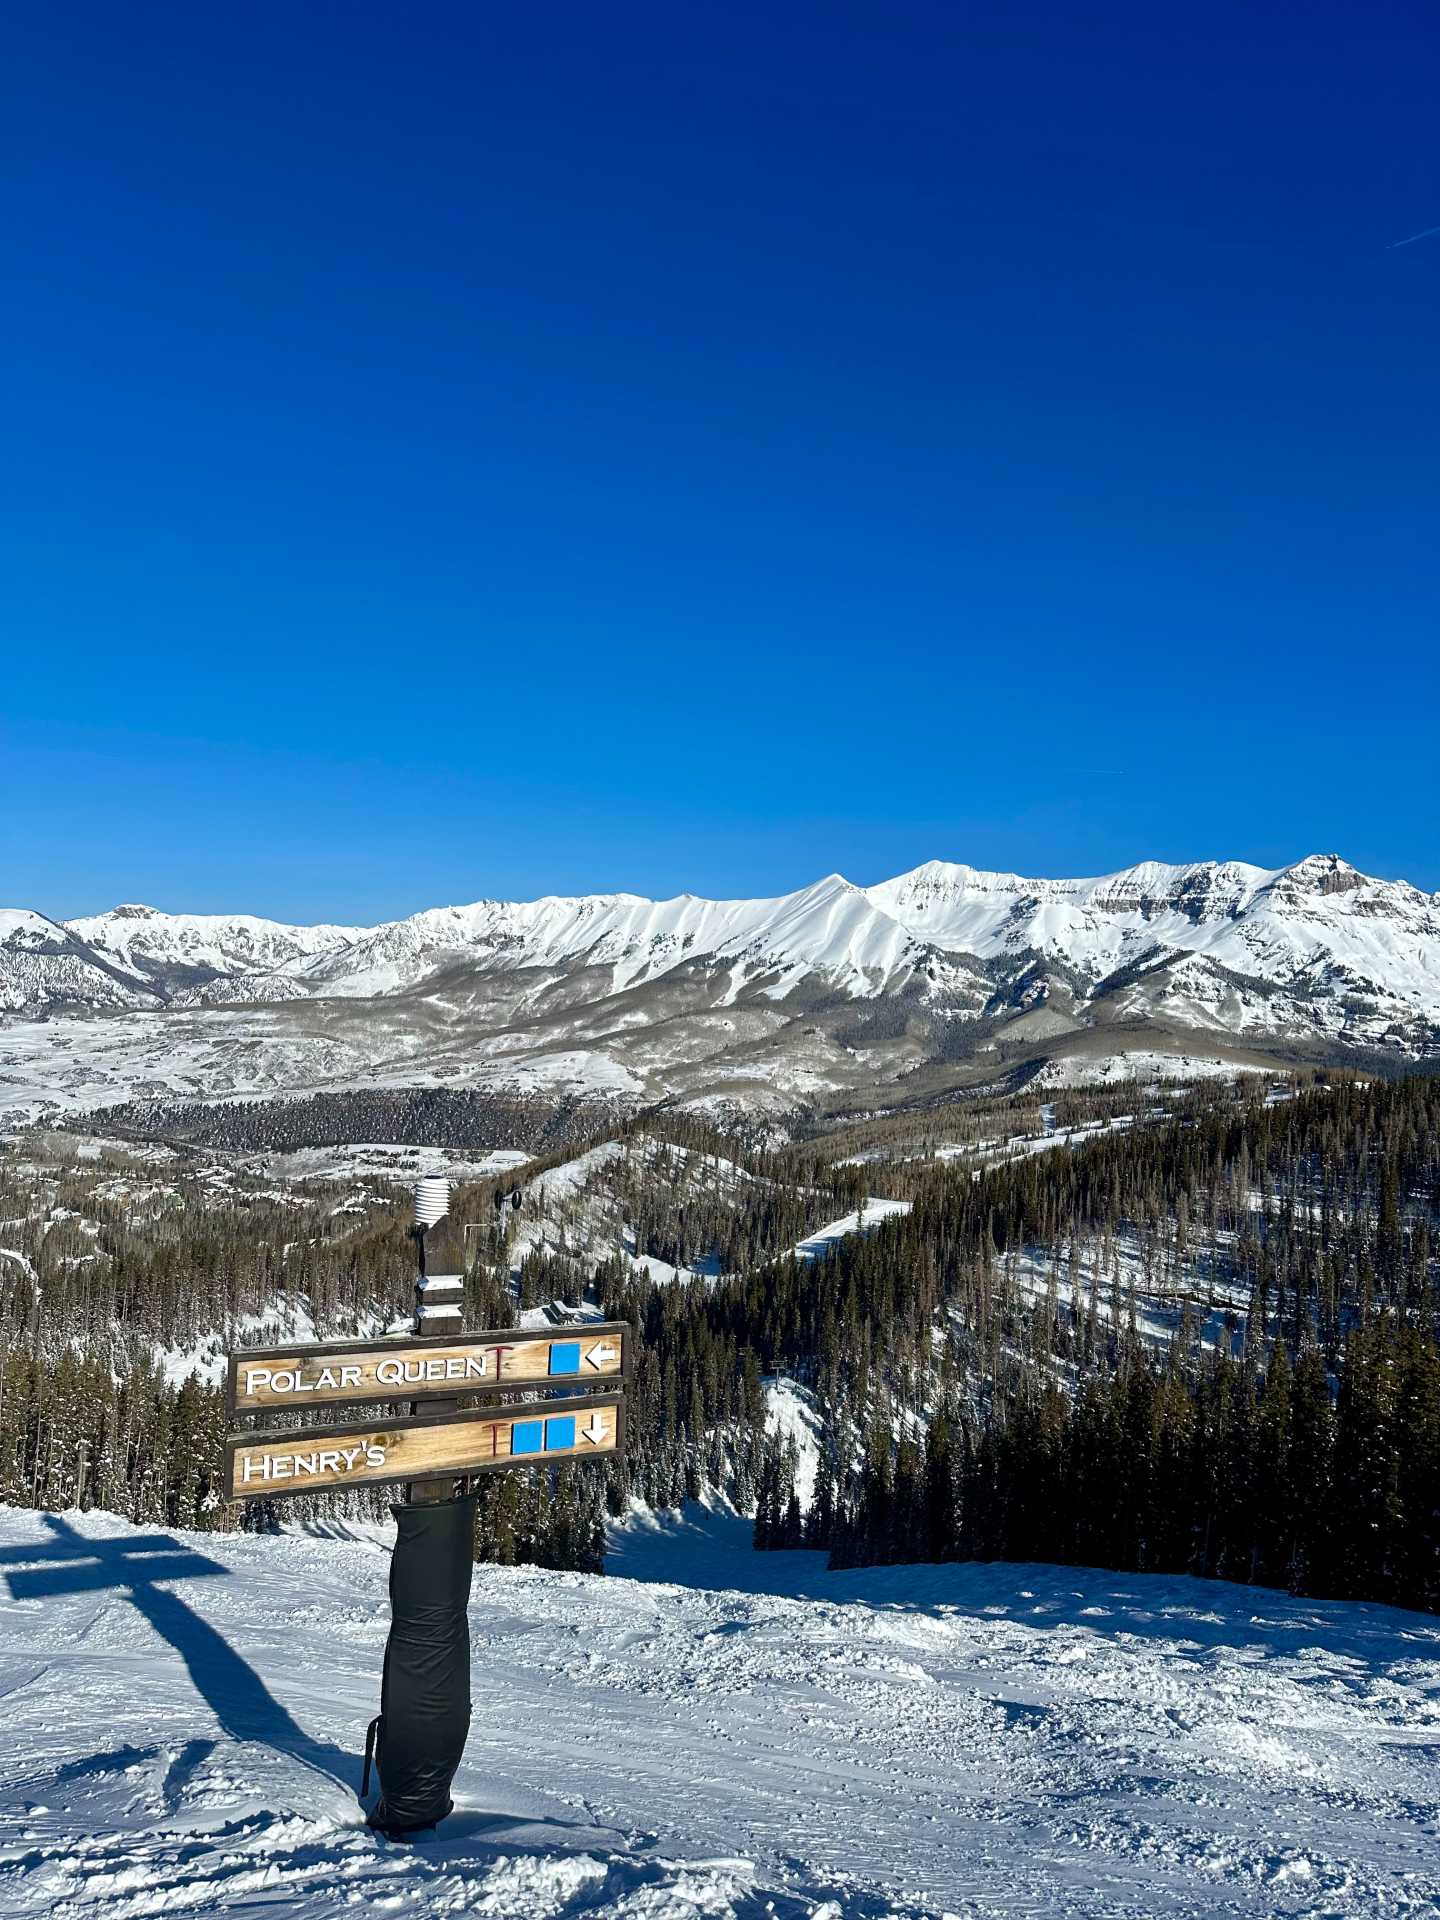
584;1341;618;1370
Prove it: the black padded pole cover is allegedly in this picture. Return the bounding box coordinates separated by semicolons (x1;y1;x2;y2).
367;1492;477;1835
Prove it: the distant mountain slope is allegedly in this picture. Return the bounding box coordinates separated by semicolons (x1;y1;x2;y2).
0;854;1435;1124
868;853;1440;1053
872;854;1440;1004
186;873;942;1004
63;903;363;996
0;909;158;1012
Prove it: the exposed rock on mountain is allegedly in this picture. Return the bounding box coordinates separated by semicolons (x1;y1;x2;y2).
1;855;1435;1125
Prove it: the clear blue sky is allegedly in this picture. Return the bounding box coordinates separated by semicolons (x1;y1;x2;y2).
4;1;1437;921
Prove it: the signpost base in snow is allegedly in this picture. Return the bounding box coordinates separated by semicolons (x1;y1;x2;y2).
364;1491;478;1837
224;1177;630;1837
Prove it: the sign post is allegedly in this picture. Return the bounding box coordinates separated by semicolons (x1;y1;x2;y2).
226;1326;630;1415
407;1174;466;1505
222;1174;629;1840
224;1393;625;1499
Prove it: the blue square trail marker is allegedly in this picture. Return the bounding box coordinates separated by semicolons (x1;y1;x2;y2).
544;1416;577;1451
511;1419;544;1455
226;1322;627;1418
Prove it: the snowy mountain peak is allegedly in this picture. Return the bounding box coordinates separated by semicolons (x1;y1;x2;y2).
18;853;1438;1020
779;871;866;909
870;856;1275;917
1;910;159;1014
1277;853;1367;896
1;852;1436;1119
872;858;1031;898
64;906;365;987
0;908;70;942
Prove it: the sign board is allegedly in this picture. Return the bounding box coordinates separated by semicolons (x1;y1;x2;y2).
226;1323;629;1415
224;1391;625;1502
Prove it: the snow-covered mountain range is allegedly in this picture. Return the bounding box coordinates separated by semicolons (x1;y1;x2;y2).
3;854;1437;1123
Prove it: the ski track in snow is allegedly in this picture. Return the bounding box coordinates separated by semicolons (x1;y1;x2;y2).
791;1199;911;1262
3;1508;1439;1919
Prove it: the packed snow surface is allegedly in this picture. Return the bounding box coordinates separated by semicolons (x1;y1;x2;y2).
243;1144;532;1187
2;1505;1438;1918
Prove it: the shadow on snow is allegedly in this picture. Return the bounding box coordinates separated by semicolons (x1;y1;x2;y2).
0;1513;356;1792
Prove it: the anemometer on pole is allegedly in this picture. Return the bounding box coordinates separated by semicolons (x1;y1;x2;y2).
219;1171;631;1838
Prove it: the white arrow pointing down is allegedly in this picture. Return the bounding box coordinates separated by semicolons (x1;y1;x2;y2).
580;1415;609;1446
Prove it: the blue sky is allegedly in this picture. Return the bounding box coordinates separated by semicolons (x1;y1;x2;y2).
4;1;1437;921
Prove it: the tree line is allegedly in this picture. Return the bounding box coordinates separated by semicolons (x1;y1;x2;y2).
749;1075;1440;1614
5;1073;1440;1613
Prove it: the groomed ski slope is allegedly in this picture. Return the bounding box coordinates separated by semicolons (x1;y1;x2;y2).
792;1198;911;1263
1;1506;1438;1919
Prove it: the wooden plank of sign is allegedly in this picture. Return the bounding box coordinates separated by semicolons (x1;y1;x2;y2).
224;1392;625;1502
226;1323;630;1415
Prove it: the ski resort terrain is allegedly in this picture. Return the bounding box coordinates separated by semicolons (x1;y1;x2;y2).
1;1505;1438;1920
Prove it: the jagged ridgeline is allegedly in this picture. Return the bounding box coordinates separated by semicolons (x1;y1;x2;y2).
7;858;1440;1133
3;1075;1439;1613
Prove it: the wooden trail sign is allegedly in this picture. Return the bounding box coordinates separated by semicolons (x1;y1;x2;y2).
224;1391;625;1501
226;1323;630;1415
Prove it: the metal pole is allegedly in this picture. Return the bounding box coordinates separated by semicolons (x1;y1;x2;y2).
408;1175;466;1503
